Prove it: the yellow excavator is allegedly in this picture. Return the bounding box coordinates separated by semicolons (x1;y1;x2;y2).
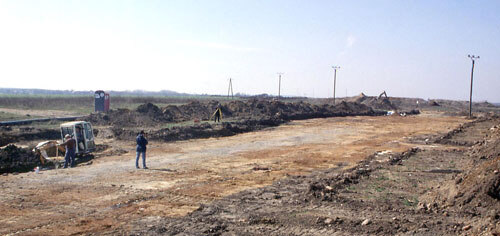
34;121;95;164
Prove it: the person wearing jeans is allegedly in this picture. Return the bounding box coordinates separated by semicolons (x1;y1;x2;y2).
60;134;76;168
135;130;148;169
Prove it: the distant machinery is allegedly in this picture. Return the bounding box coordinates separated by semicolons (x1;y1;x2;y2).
378;91;388;99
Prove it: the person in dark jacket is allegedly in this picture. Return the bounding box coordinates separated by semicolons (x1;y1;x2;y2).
59;134;76;168
212;104;223;123
136;130;149;169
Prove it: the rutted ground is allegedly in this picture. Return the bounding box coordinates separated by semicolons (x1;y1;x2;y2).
0;113;466;235
132;116;500;236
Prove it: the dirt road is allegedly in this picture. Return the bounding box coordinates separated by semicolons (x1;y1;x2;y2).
0;113;466;235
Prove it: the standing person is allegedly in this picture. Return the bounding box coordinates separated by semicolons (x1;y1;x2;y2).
59;134;76;168
136;130;149;169
212;104;222;123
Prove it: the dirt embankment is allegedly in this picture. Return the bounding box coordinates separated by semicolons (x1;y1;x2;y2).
87;99;380;127
419;116;500;234
0;126;61;174
340;93;500;115
0;145;40;173
87;100;382;141
0;126;60;147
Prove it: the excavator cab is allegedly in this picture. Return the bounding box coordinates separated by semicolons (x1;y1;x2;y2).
60;121;96;154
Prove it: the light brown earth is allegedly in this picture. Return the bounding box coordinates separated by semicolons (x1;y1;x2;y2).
0;112;467;235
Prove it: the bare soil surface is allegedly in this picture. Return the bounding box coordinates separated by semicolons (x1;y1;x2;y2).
133;115;500;236
0;113;471;235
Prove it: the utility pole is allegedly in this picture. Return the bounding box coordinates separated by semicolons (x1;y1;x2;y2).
227;78;234;99
277;73;283;100
467;55;479;118
332;66;340;104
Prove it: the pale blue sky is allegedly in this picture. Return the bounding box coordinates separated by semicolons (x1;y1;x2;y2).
0;0;499;101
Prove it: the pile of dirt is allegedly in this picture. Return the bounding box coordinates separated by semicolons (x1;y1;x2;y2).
87;101;220;127
110;116;286;141
0;127;60;147
136;102;162;115
86;99;381;128
86;108;162;127
0;144;39;173
444;123;500;206
419;117;500;234
228;99;378;120
348;93;398;111
346;96;500;115
95;100;380;141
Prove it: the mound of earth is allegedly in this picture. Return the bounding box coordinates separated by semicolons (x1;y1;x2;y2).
347;93;398;111
90;100;382;141
110;116;286;141
87;101;220;127
442;123;500;206
86;100;381;128
419;117;500;234
0;144;39;174
0;127;60;147
136;102;161;114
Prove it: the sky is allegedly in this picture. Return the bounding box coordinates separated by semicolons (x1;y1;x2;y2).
0;0;499;101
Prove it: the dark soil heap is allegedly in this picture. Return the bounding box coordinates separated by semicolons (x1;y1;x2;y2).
87;100;382;141
86;99;381;128
0;144;39;173
0;127;60;147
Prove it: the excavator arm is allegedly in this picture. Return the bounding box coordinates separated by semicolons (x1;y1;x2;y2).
378;91;388;99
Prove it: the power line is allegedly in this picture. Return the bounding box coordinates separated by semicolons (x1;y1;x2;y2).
467;55;479;118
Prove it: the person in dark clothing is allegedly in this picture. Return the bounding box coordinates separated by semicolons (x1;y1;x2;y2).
136;130;149;169
212;104;222;123
59;134;76;168
75;126;85;151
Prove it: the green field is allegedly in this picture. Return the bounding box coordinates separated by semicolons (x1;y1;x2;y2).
0;94;239;117
0;111;41;121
